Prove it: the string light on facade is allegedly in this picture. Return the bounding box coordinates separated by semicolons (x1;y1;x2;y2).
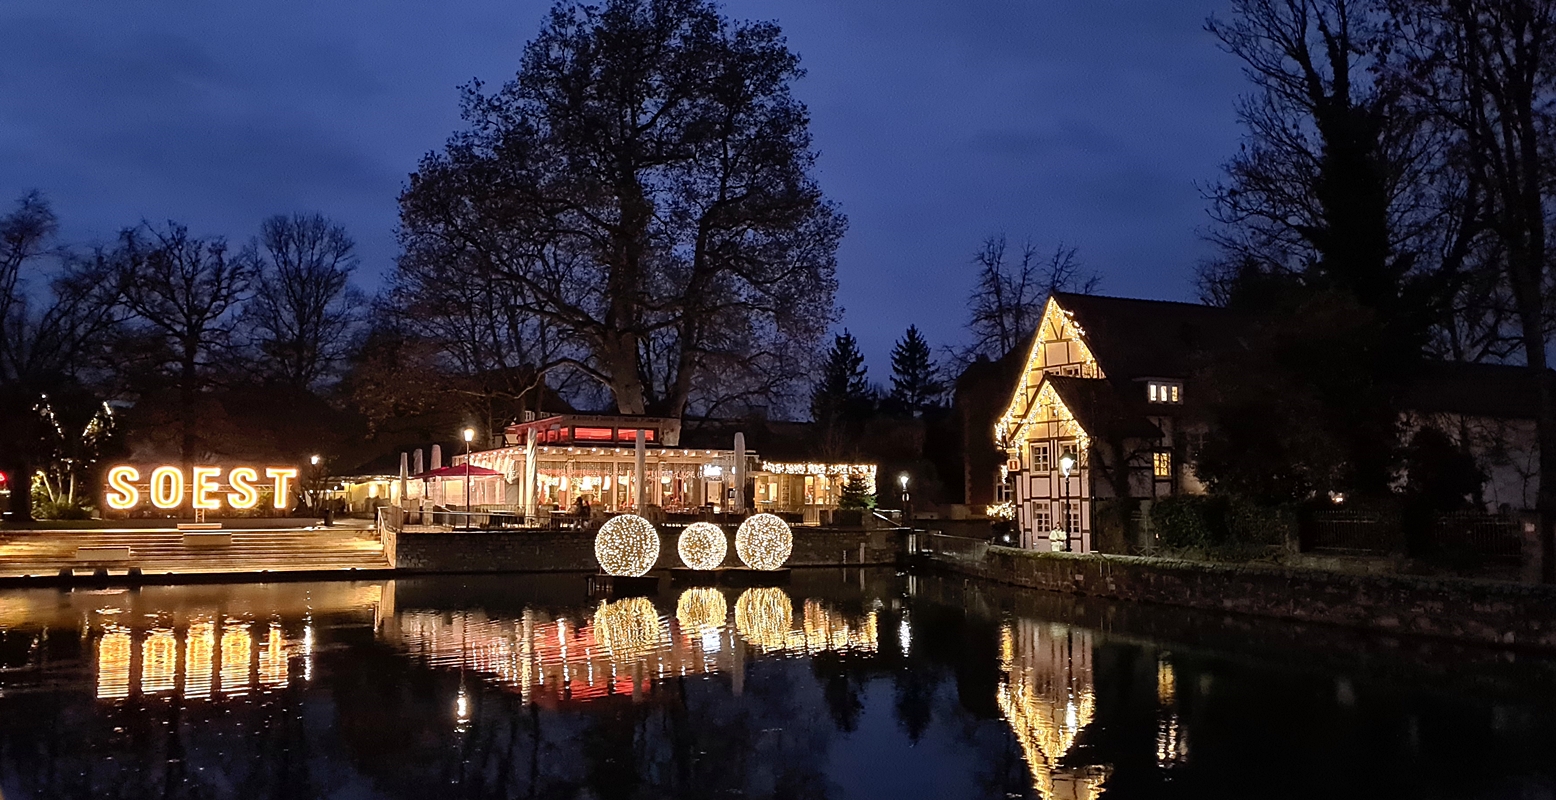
734;513;793;571
594;514;660;577
734;587;793;651
677;522;728;570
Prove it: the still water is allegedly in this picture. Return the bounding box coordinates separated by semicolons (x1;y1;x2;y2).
0;569;1552;799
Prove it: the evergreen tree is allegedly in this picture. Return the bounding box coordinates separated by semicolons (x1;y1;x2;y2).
811;330;873;428
838;472;876;510
889;325;943;415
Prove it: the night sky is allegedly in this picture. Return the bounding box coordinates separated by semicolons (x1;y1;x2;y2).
0;0;1244;373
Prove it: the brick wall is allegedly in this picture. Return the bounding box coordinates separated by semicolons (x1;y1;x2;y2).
926;544;1556;650
395;527;904;573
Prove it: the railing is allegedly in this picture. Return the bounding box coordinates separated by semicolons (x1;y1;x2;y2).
1303;511;1402;555
1429;512;1521;564
919;532;989;563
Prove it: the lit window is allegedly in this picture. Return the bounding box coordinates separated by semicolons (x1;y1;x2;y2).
1148;381;1183;404
1153;451;1172;478
1030;443;1051;472
573;427;614;441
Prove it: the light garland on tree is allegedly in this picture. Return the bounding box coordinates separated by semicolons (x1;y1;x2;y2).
734;587;793;651
677;522;728;570
675;587;728;638
594;514;660;577
734;513;793;571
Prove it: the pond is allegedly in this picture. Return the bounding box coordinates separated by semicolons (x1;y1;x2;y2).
0;569;1553;799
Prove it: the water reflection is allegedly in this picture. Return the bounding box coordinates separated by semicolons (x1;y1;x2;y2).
393;587;879;707
997;619;1108;799
0;572;1552;799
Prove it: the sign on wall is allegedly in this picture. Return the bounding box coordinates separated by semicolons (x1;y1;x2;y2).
105;466;299;511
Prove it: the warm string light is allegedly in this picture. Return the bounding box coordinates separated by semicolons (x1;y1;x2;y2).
593;597;665;661
677;522;728;570
675;587;728;637
734;513;793;571
734;587;793;651
594;514;661;577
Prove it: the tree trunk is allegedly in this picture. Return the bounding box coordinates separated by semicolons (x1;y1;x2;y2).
600;333;646;415
5;454;34;522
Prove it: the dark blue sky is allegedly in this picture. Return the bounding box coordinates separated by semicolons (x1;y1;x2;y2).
0;0;1245;374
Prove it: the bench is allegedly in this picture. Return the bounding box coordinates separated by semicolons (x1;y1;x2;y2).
75;546;132;562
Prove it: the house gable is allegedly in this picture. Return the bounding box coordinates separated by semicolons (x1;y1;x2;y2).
996;296;1103;452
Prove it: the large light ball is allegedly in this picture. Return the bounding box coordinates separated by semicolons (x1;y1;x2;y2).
734;587;793;651
734;513;793;571
594;597;664;660
675;587;728;637
677;522;728;570
594;514;660;577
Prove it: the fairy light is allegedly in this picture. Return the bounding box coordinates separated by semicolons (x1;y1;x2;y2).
734;513;792;571
734;587;793;651
594;514;661;577
594;597;664;661
677;522;727;570
675;588;728;638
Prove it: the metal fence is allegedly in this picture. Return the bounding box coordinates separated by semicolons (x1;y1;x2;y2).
1430;512;1522;564
918;532;989;563
1304;511;1402;555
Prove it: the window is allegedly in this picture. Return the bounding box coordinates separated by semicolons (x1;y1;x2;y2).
573;427;614;441
1148;381;1183;404
616;428;656;442
1153;451;1172;479
995;475;1013;503
1063;501;1081;533
1033;506;1051;532
1029;442;1051;472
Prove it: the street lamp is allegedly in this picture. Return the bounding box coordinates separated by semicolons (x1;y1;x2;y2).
462;428;476;521
898;472;911;526
1058;451;1076;552
308;454;322;516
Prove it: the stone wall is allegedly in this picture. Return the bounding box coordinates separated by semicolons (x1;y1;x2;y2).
395;527;904;573
924;544;1556;650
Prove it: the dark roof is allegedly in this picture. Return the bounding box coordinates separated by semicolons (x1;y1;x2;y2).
1044;375;1163;441
1405;361;1546;420
1054;292;1245;383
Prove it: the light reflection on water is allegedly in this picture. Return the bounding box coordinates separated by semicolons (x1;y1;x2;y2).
0;572;1550;799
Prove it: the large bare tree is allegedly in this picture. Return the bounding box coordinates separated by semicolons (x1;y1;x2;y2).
112;223;255;466
396;0;844;418
245;213;362;390
963;235;1095;362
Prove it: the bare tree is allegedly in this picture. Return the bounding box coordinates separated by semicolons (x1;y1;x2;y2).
0;192;120;521
964;235;1095;362
1391;0;1556;574
245;213;362;390
113;223;256;466
396;0;844;418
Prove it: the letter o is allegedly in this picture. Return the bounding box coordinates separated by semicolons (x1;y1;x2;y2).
150;466;185;510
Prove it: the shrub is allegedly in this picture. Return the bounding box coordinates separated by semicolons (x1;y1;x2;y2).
1151;495;1215;549
1151;494;1292;557
34;499;94;520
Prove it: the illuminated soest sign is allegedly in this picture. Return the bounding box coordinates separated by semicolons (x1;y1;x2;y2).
105;465;300;511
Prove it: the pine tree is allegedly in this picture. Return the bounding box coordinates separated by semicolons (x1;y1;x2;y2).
838;471;876;509
811;330;874;428
889;325;944;416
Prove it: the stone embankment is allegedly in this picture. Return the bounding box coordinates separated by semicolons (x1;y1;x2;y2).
921;540;1556;651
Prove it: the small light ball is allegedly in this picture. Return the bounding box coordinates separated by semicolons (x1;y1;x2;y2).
594;597;664;660
734;587;794;651
734;513;793;571
677;522;728;570
594;514;660;577
675;587;728;636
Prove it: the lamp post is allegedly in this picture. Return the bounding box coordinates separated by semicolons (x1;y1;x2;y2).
898;472;911;527
1058;451;1076;552
309;454;323;522
462;427;475;524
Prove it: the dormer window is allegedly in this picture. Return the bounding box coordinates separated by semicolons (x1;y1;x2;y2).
1148;381;1182;404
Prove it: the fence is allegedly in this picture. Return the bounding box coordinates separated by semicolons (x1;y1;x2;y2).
1301;509;1521;563
917;532;989;563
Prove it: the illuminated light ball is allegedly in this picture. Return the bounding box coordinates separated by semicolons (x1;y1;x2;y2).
675;587;728;637
734;587;794;651
594;597;665;660
734;513;793;571
594;514;661;577
677;522;728;570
